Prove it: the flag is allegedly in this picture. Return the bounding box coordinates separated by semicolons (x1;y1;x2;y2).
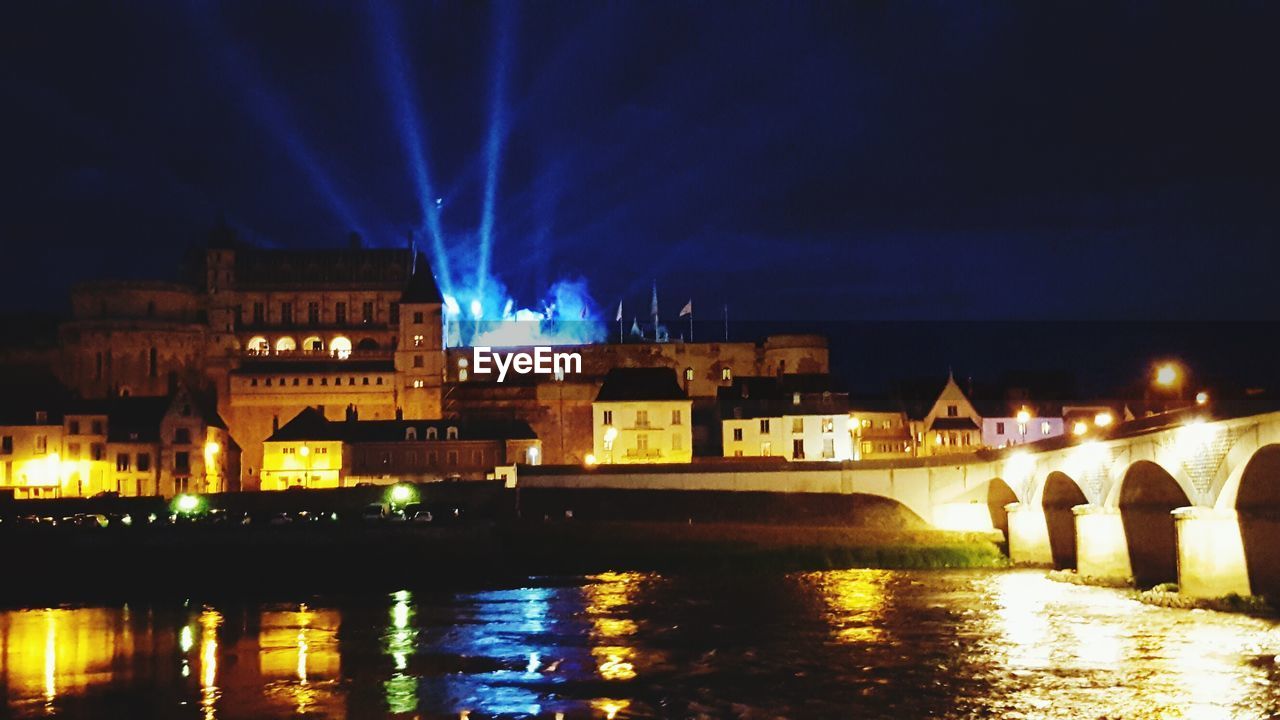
679;300;692;317
615;301;623;322
630;317;642;336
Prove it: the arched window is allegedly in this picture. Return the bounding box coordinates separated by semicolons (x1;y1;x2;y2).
446;426;459;440
275;336;297;353
426;427;438;440
405;427;418;440
357;337;380;351
247;336;269;355
329;336;352;359
302;336;324;353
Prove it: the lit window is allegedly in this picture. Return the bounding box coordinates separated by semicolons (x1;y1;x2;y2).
1041;421;1051;435
412;379;425;388
413;334;425;348
792;418;803;433
822;438;835;459
684;367;693;381
821;417;834;433
760;441;771;455
720;367;732;381
458;370;468;381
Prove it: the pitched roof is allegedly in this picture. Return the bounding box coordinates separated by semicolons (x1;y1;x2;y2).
595;367;688;402
930;416;981;431
718;374;849;419
401;255;443;303
267;407;537;442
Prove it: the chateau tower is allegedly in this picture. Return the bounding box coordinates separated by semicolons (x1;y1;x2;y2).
394;254;445;419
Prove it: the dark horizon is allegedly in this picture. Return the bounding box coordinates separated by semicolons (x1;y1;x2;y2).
4;1;1279;323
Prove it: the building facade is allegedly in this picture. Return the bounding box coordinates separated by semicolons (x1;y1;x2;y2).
592;368;693;464
718;376;855;461
261;406;539;488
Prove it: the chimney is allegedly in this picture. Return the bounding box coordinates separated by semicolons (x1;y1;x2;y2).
395;407;403;420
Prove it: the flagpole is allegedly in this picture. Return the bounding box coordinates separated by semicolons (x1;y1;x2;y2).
723;303;728;341
689;309;693;343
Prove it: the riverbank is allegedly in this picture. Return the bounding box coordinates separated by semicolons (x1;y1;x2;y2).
1046;569;1275;617
0;519;1005;602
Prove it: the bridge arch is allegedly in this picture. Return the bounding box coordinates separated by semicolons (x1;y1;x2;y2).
1235;444;1280;598
1118;460;1191;588
1042;471;1087;569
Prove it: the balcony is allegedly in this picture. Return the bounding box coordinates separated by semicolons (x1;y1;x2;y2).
623;448;663;459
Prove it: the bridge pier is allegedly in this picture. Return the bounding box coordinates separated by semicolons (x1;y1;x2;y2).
1072;505;1133;585
1173;506;1252;599
1005;502;1053;565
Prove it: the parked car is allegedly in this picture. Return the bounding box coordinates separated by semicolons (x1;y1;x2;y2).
361;503;387;522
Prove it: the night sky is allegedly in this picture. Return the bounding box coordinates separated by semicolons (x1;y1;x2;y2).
3;1;1278;326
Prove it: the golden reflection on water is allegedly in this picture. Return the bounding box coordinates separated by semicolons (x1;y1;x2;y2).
257;603;341;716
199;608;221;720
986;571;1280;719
1;608;131;712
582;572;648;682
805;568;890;644
590;697;630;719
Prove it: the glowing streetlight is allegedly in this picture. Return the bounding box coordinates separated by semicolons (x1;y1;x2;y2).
174;494;202;515
1155;363;1180;388
1072;421;1088;436
584;453;597;466
1195;391;1209;405
1094;411;1114;427
298;445;310;457
388;483;416;507
603;426;618;443
1016;408;1031;424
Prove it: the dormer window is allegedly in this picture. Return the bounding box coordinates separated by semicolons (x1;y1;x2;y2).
426;427;438;440
446;426;459;440
405;427;418;440
793;392;801;406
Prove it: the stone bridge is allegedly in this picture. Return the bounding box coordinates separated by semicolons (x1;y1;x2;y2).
519;405;1280;600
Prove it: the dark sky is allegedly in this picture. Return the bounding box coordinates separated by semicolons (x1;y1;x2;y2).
2;1;1278;322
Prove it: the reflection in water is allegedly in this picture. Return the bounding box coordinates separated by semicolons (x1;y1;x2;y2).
804;568;890;644
581;571;649;683
199;609;221;720
384;589;418;715
1;570;1278;718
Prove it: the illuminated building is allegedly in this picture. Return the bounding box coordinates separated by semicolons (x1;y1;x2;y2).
0;387;238;498
592;368;693;464
8;227;830;487
913;372;984;456
847;396;915;460
718;375;854;461
261;406;539;488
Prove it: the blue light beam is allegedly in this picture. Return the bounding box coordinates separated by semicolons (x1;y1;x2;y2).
476;0;516;297
366;0;454;295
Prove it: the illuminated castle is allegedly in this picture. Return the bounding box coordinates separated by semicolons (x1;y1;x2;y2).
6;230;828;495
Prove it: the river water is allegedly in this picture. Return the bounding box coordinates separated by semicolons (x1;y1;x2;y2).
1;569;1277;719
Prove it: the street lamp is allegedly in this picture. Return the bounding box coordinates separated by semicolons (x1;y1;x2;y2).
1196;391;1209;406
1094;411;1114;428
1016;408;1030;441
1155;363;1179;387
603;426;618;464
